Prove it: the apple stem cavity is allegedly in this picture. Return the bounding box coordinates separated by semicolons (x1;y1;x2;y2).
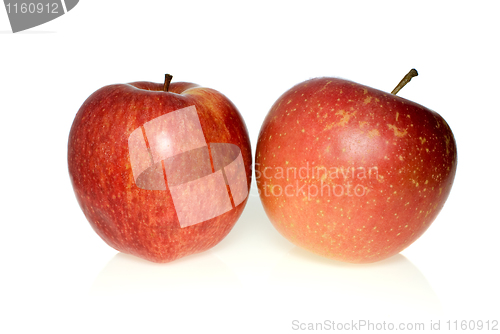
391;69;418;95
163;74;173;92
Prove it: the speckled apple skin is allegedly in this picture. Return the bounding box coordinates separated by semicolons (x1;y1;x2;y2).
256;77;457;263
68;81;252;263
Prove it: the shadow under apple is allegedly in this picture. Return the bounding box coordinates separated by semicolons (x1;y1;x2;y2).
89;250;241;299
268;247;442;318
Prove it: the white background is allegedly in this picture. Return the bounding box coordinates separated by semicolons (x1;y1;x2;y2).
1;1;499;333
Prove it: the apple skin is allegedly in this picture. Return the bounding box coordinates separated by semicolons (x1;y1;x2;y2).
256;77;457;263
68;80;252;263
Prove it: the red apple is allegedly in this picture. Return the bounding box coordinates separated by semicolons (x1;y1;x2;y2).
255;70;457;263
68;75;252;263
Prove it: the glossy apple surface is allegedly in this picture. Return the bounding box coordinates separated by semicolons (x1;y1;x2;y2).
68;79;252;263
256;77;457;263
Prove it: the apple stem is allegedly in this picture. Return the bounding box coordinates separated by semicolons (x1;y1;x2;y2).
163;74;173;92
391;69;418;95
